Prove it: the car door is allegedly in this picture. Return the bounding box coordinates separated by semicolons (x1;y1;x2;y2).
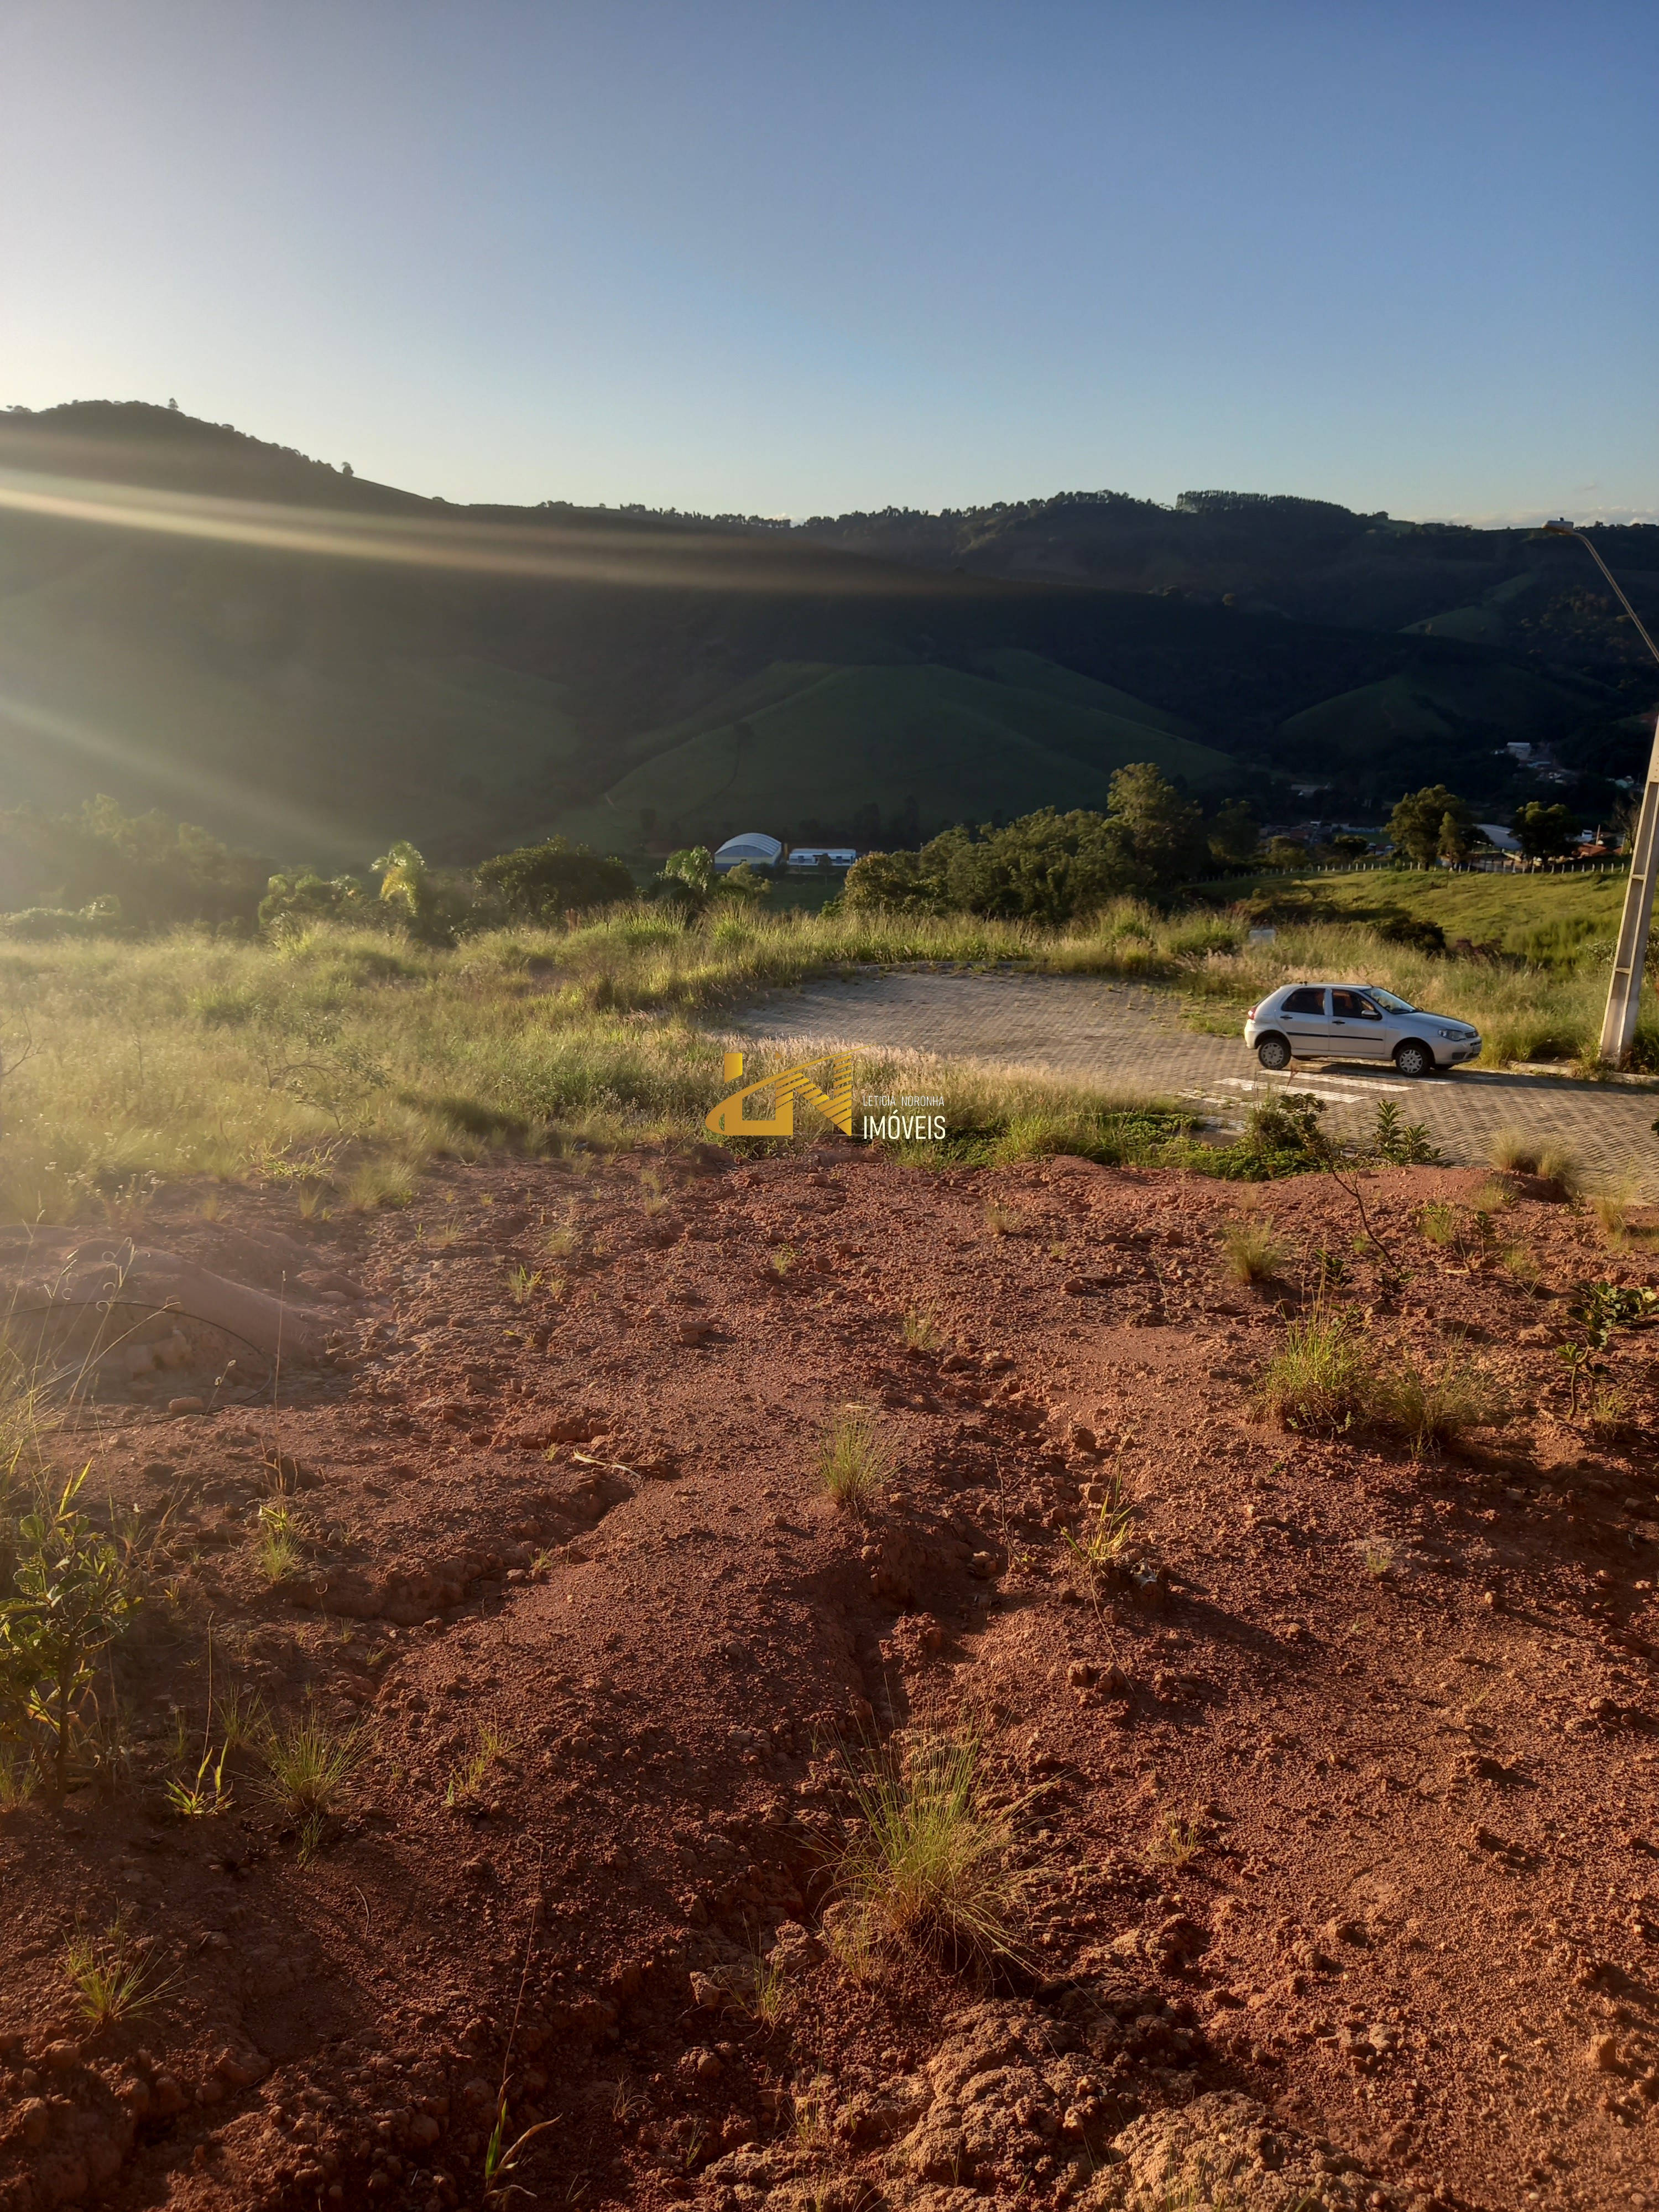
1329;987;1387;1059
1276;985;1331;1055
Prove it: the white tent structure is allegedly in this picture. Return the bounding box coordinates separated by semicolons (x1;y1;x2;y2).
712;832;783;874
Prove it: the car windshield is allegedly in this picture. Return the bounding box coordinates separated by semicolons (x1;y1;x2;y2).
1365;987;1417;1013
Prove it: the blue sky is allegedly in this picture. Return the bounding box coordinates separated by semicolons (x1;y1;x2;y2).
2;0;1654;522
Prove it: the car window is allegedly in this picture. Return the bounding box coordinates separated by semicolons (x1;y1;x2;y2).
1332;990;1381;1019
1280;987;1327;1016
1368;987;1416;1013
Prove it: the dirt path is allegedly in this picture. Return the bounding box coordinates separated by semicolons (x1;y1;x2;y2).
724;969;1659;1195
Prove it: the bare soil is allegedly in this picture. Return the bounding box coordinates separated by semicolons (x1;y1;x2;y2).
1;1144;1656;2212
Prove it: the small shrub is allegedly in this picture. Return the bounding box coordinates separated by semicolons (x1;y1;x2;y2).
1254;1308;1370;1432
260;1710;359;1820
1487;1127;1541;1175
833;1731;1023;1968
0;1746;36;1812
1241;1090;1331;1173
62;1915;176;2028
0;1471;142;1799
1419;1201;1459;1247
1357;1536;1397;1580
1587;1383;1632;1437
817;1405;892;1515
769;1245;796;1277
901;1309;940;1352
1219;1217;1281;1284
1371;1100;1440;1165
983;1205;1024;1238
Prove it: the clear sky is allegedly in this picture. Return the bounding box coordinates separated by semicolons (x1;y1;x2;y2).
2;0;1654;523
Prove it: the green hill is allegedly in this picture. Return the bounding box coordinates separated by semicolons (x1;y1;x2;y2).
0;400;1642;866
561;658;1235;849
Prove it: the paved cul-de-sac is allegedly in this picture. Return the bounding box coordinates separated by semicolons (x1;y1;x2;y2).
721;967;1659;1198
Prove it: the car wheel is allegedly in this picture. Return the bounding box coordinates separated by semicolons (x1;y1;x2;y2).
1256;1035;1291;1071
1394;1039;1434;1079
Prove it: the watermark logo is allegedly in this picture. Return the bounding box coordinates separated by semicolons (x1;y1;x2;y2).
705;1056;948;1144
704;1051;854;1140
859;1093;946;1142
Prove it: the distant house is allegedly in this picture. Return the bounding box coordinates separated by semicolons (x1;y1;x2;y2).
786;846;858;873
1475;823;1521;854
712;832;784;874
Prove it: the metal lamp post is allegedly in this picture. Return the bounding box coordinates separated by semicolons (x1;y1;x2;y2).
1541;522;1659;1064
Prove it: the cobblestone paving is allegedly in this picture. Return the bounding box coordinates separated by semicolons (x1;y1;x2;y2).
722;967;1659;1198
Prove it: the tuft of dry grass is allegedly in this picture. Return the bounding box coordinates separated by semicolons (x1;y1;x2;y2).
1380;1347;1506;1456
1486;1127;1541;1175
1219;1216;1281;1284
1419;1200;1459;1247
983;1205;1025;1238
1536;1142;1583;1199
255;1498;303;1583
832;1731;1025;1970
817;1404;893;1515
1588;1178;1636;1247
901;1308;941;1352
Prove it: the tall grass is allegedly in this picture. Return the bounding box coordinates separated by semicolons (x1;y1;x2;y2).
0;896;1648;1222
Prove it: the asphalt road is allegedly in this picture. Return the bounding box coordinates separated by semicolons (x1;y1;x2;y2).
722;967;1659;1198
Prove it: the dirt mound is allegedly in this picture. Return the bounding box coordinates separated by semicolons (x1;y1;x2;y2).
0;1145;1655;2211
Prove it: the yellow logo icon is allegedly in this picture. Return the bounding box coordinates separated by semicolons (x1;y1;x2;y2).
705;1050;854;1139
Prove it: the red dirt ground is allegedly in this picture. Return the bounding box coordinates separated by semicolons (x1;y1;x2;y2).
1;1143;1656;2212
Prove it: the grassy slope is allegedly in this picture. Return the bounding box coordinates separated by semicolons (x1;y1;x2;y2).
2;889;1652;1222
1223;865;1631;949
561;659;1237;847
1275;659;1586;764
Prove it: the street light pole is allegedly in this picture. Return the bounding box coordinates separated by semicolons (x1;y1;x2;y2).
1541;523;1659;1065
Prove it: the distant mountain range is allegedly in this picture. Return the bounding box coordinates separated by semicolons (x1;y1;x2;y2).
0;401;1653;867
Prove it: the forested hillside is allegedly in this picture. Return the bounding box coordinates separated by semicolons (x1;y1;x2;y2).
0;402;1648;865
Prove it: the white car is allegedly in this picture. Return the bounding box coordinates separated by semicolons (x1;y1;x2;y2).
1244;983;1480;1078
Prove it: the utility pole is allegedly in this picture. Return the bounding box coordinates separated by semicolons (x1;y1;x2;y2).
1541;523;1659;1065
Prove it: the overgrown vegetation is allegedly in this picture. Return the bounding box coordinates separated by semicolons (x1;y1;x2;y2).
0;809;1650;1226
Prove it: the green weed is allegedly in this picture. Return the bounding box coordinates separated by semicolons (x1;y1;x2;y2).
62;1914;176;2028
260;1710;359;1821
